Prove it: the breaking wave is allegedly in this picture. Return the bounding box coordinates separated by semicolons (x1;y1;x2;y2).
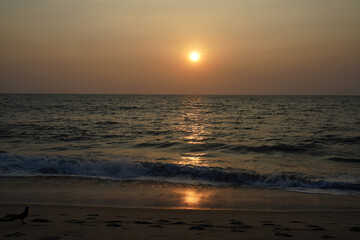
0;153;359;194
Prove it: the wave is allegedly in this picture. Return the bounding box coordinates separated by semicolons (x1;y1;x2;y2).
95;121;119;125
328;157;360;163
314;136;360;145
133;141;318;154
0;153;359;193
225;143;317;154
133;142;180;148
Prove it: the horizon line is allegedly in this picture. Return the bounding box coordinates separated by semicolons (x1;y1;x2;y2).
1;93;359;96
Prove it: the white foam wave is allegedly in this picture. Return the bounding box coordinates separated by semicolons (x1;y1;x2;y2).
0;153;359;194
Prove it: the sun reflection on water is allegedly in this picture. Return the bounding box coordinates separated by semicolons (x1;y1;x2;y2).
175;97;214;167
179;152;209;166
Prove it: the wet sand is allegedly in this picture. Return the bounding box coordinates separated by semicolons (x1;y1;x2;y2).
1;177;360;211
1;204;360;240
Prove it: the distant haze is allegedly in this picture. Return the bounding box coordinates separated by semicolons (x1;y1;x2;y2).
1;0;359;94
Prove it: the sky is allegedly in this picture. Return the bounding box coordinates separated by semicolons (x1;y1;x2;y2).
0;0;359;94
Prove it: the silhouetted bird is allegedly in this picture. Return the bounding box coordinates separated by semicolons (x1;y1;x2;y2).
1;206;29;224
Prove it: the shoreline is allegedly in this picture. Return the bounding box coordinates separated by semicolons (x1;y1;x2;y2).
1;176;360;211
2;202;360;212
1;203;360;240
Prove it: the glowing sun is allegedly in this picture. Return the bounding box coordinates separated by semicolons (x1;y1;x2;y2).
189;52;200;62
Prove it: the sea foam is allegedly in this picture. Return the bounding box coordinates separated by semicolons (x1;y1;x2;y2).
1;153;359;194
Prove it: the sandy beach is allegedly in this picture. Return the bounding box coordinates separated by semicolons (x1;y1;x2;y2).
0;203;359;240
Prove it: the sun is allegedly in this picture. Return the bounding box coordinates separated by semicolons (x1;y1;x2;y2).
189;51;200;62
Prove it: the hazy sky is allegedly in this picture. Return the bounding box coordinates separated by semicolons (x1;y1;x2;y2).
1;0;359;94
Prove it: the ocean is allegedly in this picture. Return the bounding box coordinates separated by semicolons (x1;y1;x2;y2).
1;94;359;209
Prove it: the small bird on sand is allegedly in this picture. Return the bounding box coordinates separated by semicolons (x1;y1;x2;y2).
1;206;29;224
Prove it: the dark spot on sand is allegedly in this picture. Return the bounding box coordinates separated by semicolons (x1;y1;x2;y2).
106;223;121;227
231;225;252;231
243;225;252;229
105;220;122;224
32;218;51;223
262;221;274;223
350;227;360;232
275;232;292;237
116;215;126;218
321;235;336;239
134;221;152;224
62;231;82;237
86;214;99;217
275;227;292;231
199;224;214;228
59;214;69;216
306;225;326;231
86;217;97;220
230;220;244;225
291;221;305;223
157;219;170;223
189;225;205;230
30;215;41;217
263;223;281;227
194;220;211;224
65;219;85;224
231;228;245;232
38;237;61;240
148;225;164;228
4;232;26;237
313;228;326;231
306;224;320;228
170;221;187;225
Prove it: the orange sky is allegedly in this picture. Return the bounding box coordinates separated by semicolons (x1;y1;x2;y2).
1;0;359;94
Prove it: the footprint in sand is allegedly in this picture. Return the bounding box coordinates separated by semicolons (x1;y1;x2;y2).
157;219;171;223
104;220;122;227
189;223;214;231
229;220;244;225
350;227;360;232
189;225;205;230
262;221;281;227
275;227;292;231
291;221;305;224
231;229;245;232
86;214;99;217
263;223;281;227
37;236;61;240
321;234;336;239
148;224;164;228
65;219;85;224
106;223;121;227
274;232;292;237
134;220;152;224
170;221;187;225
193;220;211;224
4;232;26;237
63;231;82;237
32;218;51;223
306;224;326;231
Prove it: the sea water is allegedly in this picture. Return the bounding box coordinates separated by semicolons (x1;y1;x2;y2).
0;95;359;208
